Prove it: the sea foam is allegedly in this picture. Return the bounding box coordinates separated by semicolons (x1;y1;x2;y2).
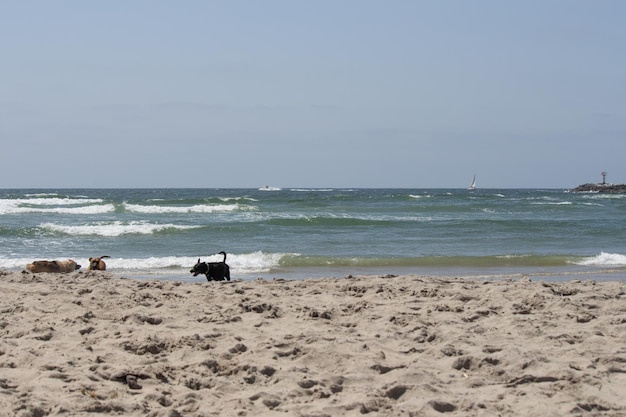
86;251;289;275
575;252;626;266
39;221;200;237
0;198;113;215
123;203;251;214
0;251;290;276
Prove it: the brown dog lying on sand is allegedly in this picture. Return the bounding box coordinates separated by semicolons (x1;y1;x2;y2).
26;259;81;273
88;256;110;271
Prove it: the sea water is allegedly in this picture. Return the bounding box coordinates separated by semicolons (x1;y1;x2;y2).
1;188;625;282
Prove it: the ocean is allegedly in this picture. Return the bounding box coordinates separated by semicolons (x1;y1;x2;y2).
1;188;625;282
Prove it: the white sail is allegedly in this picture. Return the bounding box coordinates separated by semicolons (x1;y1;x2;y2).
467;175;476;190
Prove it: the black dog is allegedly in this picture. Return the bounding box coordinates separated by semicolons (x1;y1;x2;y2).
190;251;230;281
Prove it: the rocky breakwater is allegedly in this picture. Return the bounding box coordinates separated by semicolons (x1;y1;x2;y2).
571;183;626;193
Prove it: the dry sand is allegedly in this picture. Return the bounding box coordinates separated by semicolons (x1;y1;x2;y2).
1;270;625;417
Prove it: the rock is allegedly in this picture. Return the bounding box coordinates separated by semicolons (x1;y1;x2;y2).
570;183;626;193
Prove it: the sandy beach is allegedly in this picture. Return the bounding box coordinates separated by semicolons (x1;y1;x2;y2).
1;270;625;417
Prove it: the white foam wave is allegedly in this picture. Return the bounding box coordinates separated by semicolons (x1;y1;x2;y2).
40;221;200;237
574;252;626;266
0;251;290;279
0;252;293;276
123;203;249;214
290;188;335;192
0;196;112;215
582;193;626;200
0;202;115;215
5;197;103;205
30;197;103;205
111;251;289;275
24;193;61;198
530;201;573;206
0;257;38;269
219;197;258;202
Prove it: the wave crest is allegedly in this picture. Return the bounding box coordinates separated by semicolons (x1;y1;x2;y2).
123;203;252;214
574;252;626;266
39;221;200;237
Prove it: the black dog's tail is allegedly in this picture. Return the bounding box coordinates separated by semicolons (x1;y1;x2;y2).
218;251;227;263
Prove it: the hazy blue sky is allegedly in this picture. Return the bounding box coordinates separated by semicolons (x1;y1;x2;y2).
1;1;624;188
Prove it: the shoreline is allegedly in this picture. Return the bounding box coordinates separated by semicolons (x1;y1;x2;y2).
73;265;626;284
6;256;626;284
1;270;625;416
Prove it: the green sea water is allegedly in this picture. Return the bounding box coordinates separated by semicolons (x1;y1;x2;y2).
1;188;625;282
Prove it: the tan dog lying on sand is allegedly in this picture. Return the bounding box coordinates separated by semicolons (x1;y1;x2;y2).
88;256;110;271
26;259;81;273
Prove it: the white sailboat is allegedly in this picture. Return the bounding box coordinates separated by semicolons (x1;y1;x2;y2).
467;174;476;191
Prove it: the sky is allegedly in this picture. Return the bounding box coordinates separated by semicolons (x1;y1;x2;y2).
1;1;625;189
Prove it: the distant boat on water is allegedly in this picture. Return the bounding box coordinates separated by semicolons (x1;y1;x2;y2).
467;174;477;191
